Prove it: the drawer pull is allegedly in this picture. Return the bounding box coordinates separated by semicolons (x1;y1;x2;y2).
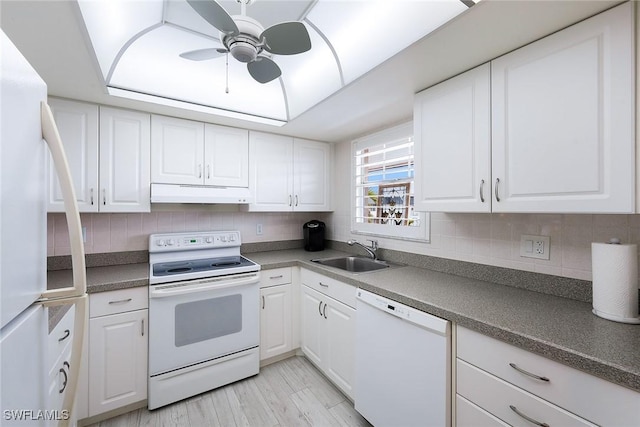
509;405;550;427
108;298;132;305
509;363;550;382
58;329;70;342
269;275;284;280
319;282;329;288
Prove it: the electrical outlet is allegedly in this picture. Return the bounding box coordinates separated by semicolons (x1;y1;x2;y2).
520;235;550;260
256;224;263;235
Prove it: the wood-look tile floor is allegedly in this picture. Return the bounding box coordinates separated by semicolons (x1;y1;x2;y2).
89;356;371;427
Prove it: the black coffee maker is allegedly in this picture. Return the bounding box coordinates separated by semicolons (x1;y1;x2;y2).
303;220;325;251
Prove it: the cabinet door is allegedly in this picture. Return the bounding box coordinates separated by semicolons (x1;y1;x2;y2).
293;139;331;212
88;309;147;417
414;64;491;212
299;285;324;367
248;132;293;211
324;298;356;399
204;124;249;187
491;3;634;213
47;98;98;212
151;115;204;185
260;284;292;360
99;107;150;213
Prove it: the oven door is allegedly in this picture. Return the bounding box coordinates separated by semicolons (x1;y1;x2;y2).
148;272;259;376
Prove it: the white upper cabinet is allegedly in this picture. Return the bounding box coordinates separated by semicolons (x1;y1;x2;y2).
491;2;634;213
414;2;634;214
247;132;331;212
151;116;249;188
293;139;331;211
204;124;249;187
151;116;204;185
47;98;98;212
414;63;491;212
99;107;151;212
47;99;150;213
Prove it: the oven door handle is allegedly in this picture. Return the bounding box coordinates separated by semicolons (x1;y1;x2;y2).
149;274;259;299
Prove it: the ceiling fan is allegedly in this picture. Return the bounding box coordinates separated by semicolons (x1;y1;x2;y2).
181;0;312;84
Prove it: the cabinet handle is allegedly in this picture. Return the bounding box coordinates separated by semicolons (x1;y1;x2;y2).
323;303;327;319
509;363;550;382
509;405;549;427
141;319;145;336
59;362;69;394
102;188;106;205
295;195;299;206
262;295;265;309
90;188;94;205
58;329;70;342
318;301;323;317
108;298;132;305
289;195;292;207
198;164;202;179
319;282;329;288
207;164;211;179
494;178;501;202
269;275;284;280
479;179;485;203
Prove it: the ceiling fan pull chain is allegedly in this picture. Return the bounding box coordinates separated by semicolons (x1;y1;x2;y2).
225;52;229;94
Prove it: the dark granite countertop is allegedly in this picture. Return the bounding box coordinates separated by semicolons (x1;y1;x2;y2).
246;248;640;393
47;249;640;393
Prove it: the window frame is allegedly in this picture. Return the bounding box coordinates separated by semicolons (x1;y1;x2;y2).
351;122;430;242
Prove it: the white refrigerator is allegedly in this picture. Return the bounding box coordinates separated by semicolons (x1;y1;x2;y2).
0;30;87;426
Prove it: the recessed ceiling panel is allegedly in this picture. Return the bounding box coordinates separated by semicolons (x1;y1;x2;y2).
109;25;287;120
306;0;467;84
278;23;341;119
77;0;163;78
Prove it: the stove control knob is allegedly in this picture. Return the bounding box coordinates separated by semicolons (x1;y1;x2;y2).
167;239;175;246
156;239;165;247
221;236;228;242
205;237;213;244
229;234;236;242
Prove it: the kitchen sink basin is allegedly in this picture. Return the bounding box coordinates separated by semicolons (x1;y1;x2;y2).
311;256;390;273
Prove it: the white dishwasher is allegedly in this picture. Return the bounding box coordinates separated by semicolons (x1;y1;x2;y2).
355;289;451;427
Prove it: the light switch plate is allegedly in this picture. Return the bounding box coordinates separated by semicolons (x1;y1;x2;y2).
520;235;550;260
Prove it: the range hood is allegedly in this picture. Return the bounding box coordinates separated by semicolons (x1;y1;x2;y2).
151;183;253;204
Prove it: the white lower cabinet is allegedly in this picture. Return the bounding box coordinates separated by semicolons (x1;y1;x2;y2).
455;326;640;426
260;267;294;361
87;287;148;418
300;269;356;399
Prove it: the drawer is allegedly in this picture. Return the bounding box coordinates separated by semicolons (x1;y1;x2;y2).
457;359;596;427
456;394;508;427
90;287;148;318
260;267;292;288
457;326;640;426
47;305;75;371
47;337;73;417
300;268;356;308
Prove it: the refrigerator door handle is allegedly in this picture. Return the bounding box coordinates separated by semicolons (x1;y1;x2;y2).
39;101;87;298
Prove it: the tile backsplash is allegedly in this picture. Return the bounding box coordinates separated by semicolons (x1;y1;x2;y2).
48;209;329;257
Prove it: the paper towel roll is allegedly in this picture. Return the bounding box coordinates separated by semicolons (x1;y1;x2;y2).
591;241;640;324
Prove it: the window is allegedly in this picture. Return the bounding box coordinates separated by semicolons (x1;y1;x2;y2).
352;122;429;241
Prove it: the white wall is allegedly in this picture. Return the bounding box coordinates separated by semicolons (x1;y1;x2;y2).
329;140;640;282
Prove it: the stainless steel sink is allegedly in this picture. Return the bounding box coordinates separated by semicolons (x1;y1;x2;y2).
311;256;390;273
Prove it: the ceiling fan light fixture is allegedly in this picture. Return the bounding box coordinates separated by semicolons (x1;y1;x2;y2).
228;39;258;63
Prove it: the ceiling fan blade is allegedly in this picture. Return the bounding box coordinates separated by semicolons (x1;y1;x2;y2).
261;21;311;55
186;0;239;36
179;48;226;61
247;57;282;84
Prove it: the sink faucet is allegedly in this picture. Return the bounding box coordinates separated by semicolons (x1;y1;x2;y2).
347;239;378;260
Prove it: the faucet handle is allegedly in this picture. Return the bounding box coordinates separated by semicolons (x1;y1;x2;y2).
367;239;379;250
